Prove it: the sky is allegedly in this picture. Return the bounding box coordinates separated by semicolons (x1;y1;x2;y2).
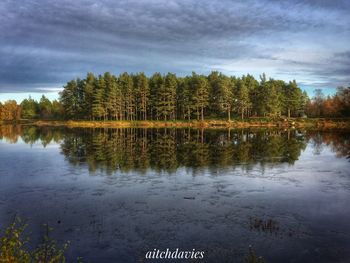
0;0;349;102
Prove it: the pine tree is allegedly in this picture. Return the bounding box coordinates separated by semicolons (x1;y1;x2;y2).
243;74;259;117
83;73;96;120
109;75;123;120
208;71;233;121
177;76;193;120
119;73;135;120
39;95;52;119
134;73;150;120
190;72;209;121
159;73;177;120
265;79;283;117
236;78;251;119
20;96;38;119
283;80;303;118
104;72;119;120
149;73;164;120
51;100;63;119
92;75;106;120
76;78;85;118
59;79;79;119
57;71;307;121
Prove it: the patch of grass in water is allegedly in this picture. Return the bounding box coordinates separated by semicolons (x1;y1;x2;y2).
245;246;266;263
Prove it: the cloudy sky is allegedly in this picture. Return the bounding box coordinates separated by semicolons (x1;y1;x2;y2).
0;0;349;101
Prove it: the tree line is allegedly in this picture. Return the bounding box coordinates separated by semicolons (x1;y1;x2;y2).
305;88;350;117
0;71;349;121
0;96;63;121
59;72;309;121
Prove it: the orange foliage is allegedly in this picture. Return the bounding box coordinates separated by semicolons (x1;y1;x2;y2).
0;100;22;121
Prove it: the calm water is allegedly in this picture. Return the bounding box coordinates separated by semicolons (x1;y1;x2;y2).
0;125;350;263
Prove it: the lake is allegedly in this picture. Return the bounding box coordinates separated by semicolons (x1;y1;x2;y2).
0;125;349;263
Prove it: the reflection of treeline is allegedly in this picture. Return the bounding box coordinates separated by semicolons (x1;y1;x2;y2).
59;128;308;173
0;125;23;143
306;131;350;160
0;125;64;146
2;126;349;171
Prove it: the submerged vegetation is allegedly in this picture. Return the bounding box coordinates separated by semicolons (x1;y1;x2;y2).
245;247;266;263
0;72;349;122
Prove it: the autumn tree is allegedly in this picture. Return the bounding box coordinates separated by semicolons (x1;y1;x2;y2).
0;100;21;121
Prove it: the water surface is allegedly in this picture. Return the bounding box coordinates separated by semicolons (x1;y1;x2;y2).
0;126;349;263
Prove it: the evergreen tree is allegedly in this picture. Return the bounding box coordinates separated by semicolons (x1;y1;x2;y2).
284;80;303;118
256;73;269;116
83;73;96;120
236;78;251;119
134;73;150;120
119;73;135;120
265;79;283;117
20;96;38;119
159;73;177;120
92;75;106;120
208;71;233;120
104;72;119;120
190;72;209;120
336;87;350;116
39;95;53;119
177;76;193;120
55;71;310;120
149;73;164;120
108;74;123;120
76;78;85;118
243;74;259;117
51;100;63;119
59;79;79;119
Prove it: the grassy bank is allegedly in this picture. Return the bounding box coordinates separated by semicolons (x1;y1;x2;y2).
4;118;350;129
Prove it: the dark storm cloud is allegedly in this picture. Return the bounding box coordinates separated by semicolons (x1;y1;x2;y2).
0;0;349;93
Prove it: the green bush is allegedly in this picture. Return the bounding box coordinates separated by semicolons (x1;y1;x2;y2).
0;217;73;263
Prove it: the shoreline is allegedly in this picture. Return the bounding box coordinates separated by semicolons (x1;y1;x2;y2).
2;118;350;129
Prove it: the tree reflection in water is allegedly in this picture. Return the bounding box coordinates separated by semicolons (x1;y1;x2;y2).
1;125;349;173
